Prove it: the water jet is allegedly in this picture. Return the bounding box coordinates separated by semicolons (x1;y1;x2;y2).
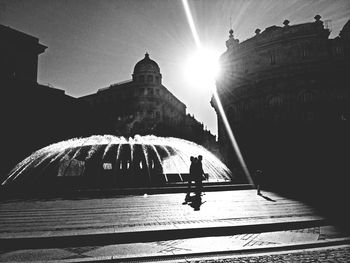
1;135;232;193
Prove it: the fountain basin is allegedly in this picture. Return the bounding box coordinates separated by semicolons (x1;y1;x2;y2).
1;135;233;192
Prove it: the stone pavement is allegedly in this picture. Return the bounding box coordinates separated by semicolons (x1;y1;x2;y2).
0;189;349;262
0;189;325;239
163;245;350;263
0;225;347;262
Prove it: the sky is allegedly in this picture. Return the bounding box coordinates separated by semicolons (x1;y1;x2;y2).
1;0;349;135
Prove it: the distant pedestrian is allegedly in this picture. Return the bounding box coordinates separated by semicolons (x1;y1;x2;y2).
255;169;263;195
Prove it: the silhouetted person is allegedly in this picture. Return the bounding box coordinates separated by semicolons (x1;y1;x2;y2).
184;156;196;203
190;156;205;211
255;169;263;195
194;155;204;195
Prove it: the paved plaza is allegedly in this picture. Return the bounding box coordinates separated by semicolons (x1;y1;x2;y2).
0;189;349;262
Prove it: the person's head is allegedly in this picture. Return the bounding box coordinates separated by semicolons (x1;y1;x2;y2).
198;155;202;161
190;156;194;162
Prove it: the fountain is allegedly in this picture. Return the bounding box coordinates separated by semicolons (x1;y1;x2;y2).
1;135;233;192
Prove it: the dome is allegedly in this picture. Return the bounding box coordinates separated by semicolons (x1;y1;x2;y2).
133;53;160;75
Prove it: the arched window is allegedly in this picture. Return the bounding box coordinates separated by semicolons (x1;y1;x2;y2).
268;95;283;107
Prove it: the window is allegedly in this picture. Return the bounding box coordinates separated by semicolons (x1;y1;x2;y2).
139;75;145;83
270;51;276;65
147;75;153;83
336;93;346;101
147;88;153;95
307;111;314;121
273;113;281;121
268;96;283;107
301;46;309;59
299;91;314;103
335;46;343;55
103;163;112;170
155;76;160;84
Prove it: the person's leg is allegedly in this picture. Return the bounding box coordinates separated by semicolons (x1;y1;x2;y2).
187;178;191;191
199;180;203;194
195;179;201;195
185;179;192;201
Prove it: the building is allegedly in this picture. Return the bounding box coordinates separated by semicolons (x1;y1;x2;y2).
212;16;350;189
0;24;47;85
80;53;217;151
1;24;90;177
1;24;219;179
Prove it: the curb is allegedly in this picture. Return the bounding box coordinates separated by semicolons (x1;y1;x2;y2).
0;183;254;200
0;218;328;250
72;183;254;196
57;237;350;263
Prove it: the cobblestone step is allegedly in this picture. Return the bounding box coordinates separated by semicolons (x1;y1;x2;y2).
2;238;348;263
0;218;328;250
77;241;350;263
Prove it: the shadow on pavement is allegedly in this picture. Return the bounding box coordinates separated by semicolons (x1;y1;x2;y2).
258;193;276;202
183;193;206;211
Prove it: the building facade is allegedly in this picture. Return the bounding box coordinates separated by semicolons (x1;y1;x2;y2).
1;24;91;177
212;16;350;188
0;24;47;85
80;53;217;151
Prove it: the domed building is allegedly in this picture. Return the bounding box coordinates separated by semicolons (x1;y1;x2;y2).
132;52;162;85
80;53;216;150
212;16;350;191
80;53;185;136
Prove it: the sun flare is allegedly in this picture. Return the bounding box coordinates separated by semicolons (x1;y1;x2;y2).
184;48;221;89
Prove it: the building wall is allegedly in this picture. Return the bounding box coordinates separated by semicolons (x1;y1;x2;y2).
81;81;187;136
0;24;46;84
212;16;350;188
80;55;218;153
1;25;91;178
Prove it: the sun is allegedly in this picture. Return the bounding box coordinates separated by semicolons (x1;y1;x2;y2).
184;48;221;89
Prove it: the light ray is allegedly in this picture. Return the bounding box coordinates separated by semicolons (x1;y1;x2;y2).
213;90;254;185
181;0;254;185
182;0;202;48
